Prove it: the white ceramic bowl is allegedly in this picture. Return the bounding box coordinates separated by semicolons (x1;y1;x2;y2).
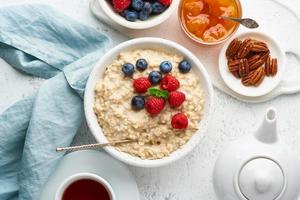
219;31;285;97
99;0;179;29
84;37;213;167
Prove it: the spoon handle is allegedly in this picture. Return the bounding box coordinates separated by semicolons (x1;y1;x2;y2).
220;16;242;23
56;139;138;152
220;16;259;29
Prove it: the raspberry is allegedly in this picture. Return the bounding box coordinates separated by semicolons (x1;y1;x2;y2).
145;97;165;115
168;91;186;107
133;77;152;93
160;75;180;92
159;0;172;6
171;113;189;129
112;0;131;12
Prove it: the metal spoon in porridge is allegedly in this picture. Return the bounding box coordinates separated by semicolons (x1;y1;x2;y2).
56;139;138;152
56;127;200;152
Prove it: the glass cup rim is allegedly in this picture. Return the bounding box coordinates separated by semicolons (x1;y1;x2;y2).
54;172;115;200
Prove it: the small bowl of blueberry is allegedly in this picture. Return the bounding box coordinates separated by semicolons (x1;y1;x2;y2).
99;0;179;29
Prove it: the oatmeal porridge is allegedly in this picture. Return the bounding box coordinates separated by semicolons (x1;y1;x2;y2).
93;49;205;160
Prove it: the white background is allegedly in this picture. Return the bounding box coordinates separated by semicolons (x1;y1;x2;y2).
0;0;300;199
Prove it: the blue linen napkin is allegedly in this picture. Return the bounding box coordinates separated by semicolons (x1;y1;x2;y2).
0;4;111;200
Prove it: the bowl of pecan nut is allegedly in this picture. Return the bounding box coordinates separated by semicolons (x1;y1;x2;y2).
218;31;285;97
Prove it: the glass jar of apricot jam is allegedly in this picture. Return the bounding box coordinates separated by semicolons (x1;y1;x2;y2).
179;0;242;45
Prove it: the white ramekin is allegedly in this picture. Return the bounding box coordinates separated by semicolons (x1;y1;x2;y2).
55;172;115;200
99;0;179;29
84;37;214;167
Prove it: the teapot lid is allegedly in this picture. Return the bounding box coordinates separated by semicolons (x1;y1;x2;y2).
238;158;284;200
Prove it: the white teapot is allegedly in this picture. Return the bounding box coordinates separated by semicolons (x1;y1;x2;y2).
213;107;300;200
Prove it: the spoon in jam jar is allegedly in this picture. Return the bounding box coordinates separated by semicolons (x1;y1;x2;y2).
220;16;259;29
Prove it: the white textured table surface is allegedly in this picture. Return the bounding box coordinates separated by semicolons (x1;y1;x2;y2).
1;0;300;199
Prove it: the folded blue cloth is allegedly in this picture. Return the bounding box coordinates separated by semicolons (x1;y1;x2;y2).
0;4;111;200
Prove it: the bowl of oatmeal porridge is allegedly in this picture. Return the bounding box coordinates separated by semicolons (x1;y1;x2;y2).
84;37;213;167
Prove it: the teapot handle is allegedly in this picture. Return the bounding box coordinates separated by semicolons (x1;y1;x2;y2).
275;48;300;95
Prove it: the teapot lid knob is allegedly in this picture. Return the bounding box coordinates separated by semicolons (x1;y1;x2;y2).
238;158;285;200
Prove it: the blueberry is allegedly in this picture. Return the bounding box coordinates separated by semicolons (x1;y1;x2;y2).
178;60;192;73
120;9;130;17
131;95;145;110
148;71;162;84
152;2;165;14
136;58;148;71
160;61;172;73
142;2;153;15
124;10;138;21
122;63;135;76
131;0;144;11
139;11;149;21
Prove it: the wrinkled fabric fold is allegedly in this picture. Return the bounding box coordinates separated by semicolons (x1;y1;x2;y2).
0;4;111;200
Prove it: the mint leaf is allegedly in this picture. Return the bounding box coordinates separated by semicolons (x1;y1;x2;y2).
148;88;169;99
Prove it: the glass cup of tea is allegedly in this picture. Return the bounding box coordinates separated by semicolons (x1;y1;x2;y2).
55;172;116;200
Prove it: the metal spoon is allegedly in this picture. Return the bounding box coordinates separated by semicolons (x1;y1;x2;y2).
220;16;259;29
56;139;138;152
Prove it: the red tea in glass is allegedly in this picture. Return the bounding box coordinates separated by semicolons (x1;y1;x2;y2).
61;178;111;200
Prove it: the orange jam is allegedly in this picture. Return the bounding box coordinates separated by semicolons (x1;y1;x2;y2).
180;0;241;43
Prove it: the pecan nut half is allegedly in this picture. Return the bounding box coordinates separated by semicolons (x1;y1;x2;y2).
237;38;253;58
251;40;269;52
247;51;269;71
242;66;265;86
265;56;278;76
226;39;242;59
248;54;261;70
228;59;241;78
260;50;270;62
238;59;250;78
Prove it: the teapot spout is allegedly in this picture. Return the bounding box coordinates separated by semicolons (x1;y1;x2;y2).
255;107;278;143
